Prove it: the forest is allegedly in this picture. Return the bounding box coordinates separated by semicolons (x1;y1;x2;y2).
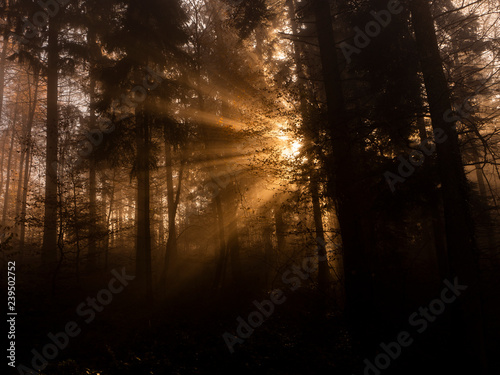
0;0;499;374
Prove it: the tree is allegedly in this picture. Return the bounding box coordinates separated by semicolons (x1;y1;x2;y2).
97;0;187;296
40;14;60;267
409;0;487;371
311;0;377;346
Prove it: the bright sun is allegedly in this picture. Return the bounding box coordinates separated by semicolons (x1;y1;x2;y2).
277;133;302;160
282;139;302;159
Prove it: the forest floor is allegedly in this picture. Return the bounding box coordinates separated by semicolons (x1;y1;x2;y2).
8;258;500;375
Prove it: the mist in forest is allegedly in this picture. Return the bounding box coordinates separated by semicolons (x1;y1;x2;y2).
0;0;499;374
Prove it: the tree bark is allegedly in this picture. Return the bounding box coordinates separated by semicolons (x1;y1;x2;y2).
164;138;178;276
19;149;32;253
227;181;242;287
88;156;97;268
274;203;286;256
41;17;59;267
135;108;152;297
312;0;375;339
19;70;39;254
0;24;8;136
310;175;328;293
212;193;227;290
2;99;18;227
14;108;28;227
410;0;487;371
0;129;7;198
287;0;330;293
262;207;274;288
87;25;99;270
0;27;8;201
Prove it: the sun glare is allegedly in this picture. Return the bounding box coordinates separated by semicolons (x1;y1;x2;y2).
276;131;302;160
281;139;301;159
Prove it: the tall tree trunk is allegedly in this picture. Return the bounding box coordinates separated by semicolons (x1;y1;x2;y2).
158;189;164;248
14;151;24;224
88;156;97;268
41;17;59;266
262;208;274;289
2;100;18;226
310;174;328;293
312;0;375;340
274;203;286;256
118;194;124;248
14;109;27;226
410;0;487;371
0;130;8;197
19;70;39;254
227;181;242;287
102;173;113;271
164;139;177;276
0;26;8;133
212;194;227;290
72;174;82;283
87;25;99;270
135;108;152;297
287;0;329;293
19;149;32;254
0;26;9;202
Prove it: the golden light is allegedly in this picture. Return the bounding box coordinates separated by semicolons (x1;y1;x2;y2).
276;128;302;160
281;138;302;159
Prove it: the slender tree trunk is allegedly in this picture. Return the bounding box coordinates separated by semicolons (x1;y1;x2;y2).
103;174;113;271
118;194;124;248
164;138;177;275
262;209;274;288
274;203;286;256
158;201;164;246
19;151;32;254
212;194;227;290
14;151;24;224
310;174;328;292
41;17;59;266
88;157;97;268
227;181;241;287
87;25;99;270
0;27;9;131
0;130;8;197
471;148;498;276
19;71;39;254
2;101;18;226
72;174;82;283
410;0;487;371
135;108;152;297
471;147;488;199
288;0;329;293
14;109;27;226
